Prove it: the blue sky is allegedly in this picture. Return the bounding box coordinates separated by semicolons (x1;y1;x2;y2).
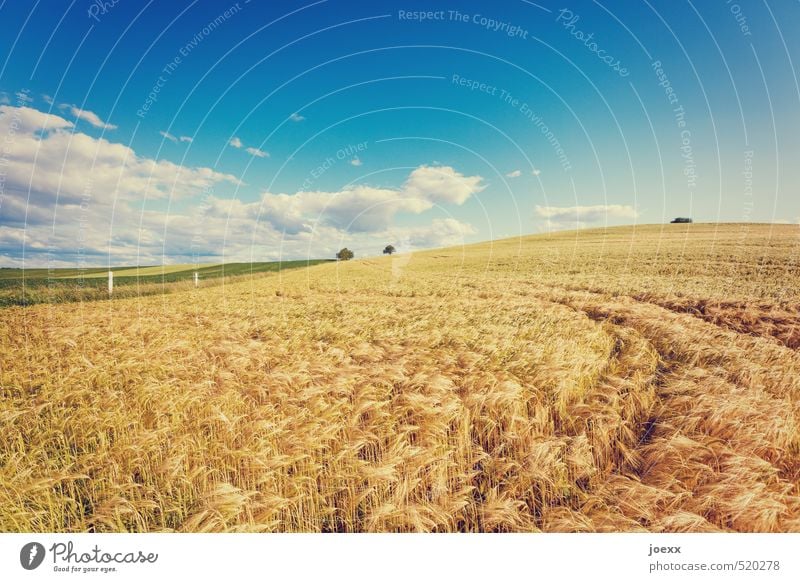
0;0;798;266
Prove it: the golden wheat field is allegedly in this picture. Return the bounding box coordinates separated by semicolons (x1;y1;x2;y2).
1;223;800;533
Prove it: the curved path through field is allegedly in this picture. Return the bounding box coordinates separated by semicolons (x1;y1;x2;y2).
533;285;800;532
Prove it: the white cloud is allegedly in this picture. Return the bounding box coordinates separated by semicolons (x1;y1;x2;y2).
257;187;427;234
160;130;178;143
230;137;267;157
159;131;192;144
289;112;305;122
402;165;485;205
534;204;638;230
532;168;541;176
255;165;483;234
0;107;481;267
15;91;33;104
506;170;521;178
0;105;246;266
0;105;73;133
60;104;117;130
350;157;363;166
0;104;237;207
246;146;269;158
42;94;54;105
403;218;477;248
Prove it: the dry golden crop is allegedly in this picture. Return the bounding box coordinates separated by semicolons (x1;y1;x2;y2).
1;223;799;532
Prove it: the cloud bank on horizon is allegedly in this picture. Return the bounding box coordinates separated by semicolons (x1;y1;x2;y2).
0;104;480;267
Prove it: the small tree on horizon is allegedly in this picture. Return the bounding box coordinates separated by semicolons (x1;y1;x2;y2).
383;245;396;255
336;248;354;261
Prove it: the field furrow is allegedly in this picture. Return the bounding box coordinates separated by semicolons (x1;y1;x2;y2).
534;286;800;531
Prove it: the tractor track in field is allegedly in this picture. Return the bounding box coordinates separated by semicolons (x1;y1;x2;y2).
530;285;800;532
534;283;800;350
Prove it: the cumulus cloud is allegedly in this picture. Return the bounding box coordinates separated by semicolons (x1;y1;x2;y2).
0;104;73;133
402;165;485;205
404;218;477;248
260;188;419;233
535;204;638;230
0;107;237;205
532;168;541;176
506;170;521;178
0;107;242;266
256;165;484;234
289;112;305;122
246;146;269;158
229;136;243;148
350;157;363;166
0;105;481;266
179;136;193;143
60;104;117;130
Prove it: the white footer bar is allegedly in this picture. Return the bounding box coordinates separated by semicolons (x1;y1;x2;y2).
1;533;797;581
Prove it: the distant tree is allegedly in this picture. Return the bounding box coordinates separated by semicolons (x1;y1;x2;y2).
670;217;693;224
336;248;354;261
383;245;396;255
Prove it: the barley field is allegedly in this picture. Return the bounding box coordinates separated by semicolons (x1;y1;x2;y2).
1;223;799;532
